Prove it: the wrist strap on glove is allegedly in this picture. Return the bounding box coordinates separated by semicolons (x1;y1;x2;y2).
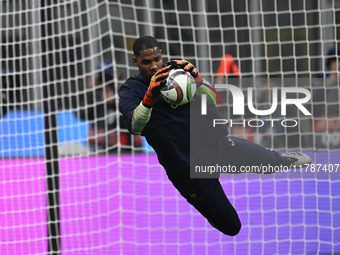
131;102;152;134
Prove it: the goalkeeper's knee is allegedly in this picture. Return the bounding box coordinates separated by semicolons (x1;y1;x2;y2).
208;216;241;236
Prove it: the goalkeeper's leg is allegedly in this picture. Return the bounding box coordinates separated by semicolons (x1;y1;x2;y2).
170;177;241;236
217;136;311;172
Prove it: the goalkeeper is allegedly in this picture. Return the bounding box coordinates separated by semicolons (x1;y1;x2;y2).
119;36;311;236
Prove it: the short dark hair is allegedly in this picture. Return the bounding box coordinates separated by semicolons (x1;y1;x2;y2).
133;36;161;57
326;47;340;70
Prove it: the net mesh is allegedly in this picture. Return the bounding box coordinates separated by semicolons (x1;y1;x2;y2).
0;1;339;254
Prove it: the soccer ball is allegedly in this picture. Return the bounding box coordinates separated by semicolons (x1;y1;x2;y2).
160;69;196;106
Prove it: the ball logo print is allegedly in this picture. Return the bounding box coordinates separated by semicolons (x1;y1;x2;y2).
160;69;196;106
197;79;223;106
172;84;183;104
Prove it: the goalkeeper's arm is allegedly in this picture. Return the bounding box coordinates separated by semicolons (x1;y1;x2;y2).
130;65;172;135
131;103;152;135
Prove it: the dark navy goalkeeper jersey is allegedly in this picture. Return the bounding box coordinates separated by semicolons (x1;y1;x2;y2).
119;73;228;177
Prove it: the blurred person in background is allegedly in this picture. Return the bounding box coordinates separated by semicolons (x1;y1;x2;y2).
214;54;255;140
215;54;240;85
313;47;340;149
77;62;142;153
1;70;9;119
256;77;285;149
1;69;23;119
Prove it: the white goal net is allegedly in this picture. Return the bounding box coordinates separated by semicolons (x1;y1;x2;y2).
1;0;339;254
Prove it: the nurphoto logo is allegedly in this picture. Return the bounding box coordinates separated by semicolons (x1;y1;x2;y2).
201;84;312;128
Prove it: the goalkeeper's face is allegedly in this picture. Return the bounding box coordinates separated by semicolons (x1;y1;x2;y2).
134;47;163;82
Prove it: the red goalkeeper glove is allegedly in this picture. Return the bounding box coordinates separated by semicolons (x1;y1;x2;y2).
168;59;199;77
168;59;203;86
142;65;172;108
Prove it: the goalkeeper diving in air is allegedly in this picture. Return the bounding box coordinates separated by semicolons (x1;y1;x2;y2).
118;36;311;236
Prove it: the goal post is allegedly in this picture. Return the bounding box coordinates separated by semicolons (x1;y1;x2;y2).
0;1;339;255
